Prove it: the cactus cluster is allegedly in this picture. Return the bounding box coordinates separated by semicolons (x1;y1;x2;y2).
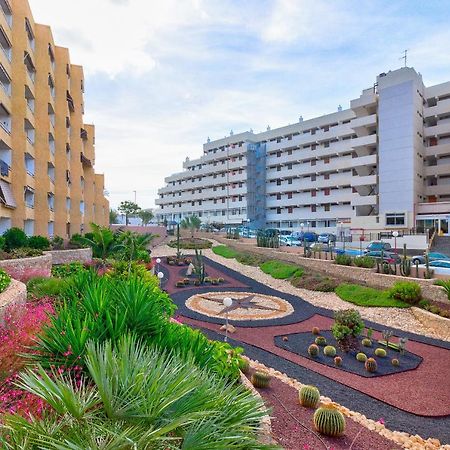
361;338;372;347
315;336;327;346
238;358;250;374
299;385;320;408
323;345;337;357
334;356;343;367
374;348;387;358
313;404;346;437
251;371;271;388
308;344;320;357
365;357;377;373
400;244;411;276
192;249;206;284
356;352;367;362
312;326;320;335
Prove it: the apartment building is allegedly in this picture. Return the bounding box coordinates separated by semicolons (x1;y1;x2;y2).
156;67;450;236
0;0;109;238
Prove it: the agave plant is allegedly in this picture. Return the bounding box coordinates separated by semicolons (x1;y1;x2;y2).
1;337;277;449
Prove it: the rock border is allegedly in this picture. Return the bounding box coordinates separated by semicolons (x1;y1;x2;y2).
0;279;27;319
411;307;450;341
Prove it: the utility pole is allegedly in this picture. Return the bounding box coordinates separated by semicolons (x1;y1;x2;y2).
133;190;137;203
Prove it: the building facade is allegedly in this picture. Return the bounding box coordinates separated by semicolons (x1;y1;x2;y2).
156;67;450;236
0;0;109;238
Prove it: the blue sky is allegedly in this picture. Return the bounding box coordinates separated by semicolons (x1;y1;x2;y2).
29;0;450;209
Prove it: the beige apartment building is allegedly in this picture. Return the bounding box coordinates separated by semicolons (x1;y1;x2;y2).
156;67;450;237
0;0;108;238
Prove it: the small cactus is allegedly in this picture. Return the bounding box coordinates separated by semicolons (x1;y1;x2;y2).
315;336;327;347
299;385;320;408
251;371;271;388
308;344;320;357
282;336;288;342
365;357;377;373
334;356;342;367
238;358;250;374
176;280;185;288
323;345;336;357
391;358;400;367
361;338;372;347
313;404;346;437
312;327;320;335
374;348;387;358
356;352;367;362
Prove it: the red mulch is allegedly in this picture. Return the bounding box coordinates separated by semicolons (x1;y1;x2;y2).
183;315;450;416
250;370;401;450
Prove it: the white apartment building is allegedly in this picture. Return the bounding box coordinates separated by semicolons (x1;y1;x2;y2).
156;67;450;236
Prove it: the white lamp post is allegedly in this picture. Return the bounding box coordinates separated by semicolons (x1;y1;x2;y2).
392;231;399;254
156;258;161;273
157;271;164;288
223;297;233;342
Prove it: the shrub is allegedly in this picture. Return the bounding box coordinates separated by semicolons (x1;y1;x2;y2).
68;233;88;249
259;260;303;279
388;281;422;305
51;262;86;278
251;371;271;388
28;236;50;250
51;236;64;250
332;309;364;351
356;352;367;362
299;385;320;408
314;404;346;437
291;272;340;292
0;235;5;250
353;256;376;268
323;345;336;357
106;261;156;286
374;348;387;357
365;357;377;373
334;254;352;266
308;344;319;357
0;268;11;293
212;245;239;259
3;227;28;250
435;279;450;300
418;299;431;309
8;248;43;259
27;277;67;299
315;336;327;346
335;284;409;308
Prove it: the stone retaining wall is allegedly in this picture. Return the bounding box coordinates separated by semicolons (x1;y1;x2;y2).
0;279;27;319
45;248;92;265
209;236;449;304
411;307;450;340
0;254;52;282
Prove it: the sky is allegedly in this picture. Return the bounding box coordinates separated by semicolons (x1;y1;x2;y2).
29;0;450;210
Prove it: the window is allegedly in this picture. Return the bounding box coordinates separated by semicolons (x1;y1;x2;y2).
311;160;316;166
324;204;330;211
276;179;281;186
311;175;316;181
324;188;330;196
277;166;281;172
311;205;316;212
311;190;316;197
287;192;293;199
288;178;293;185
276;193;281;200
287;149;292;155
288;207;293;214
386;213;405;226
277;151;281;158
287;163;292;170
276;207;281;215
324;157;330;164
324;173;330;180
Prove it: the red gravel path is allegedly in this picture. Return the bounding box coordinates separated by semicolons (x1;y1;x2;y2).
183;315;450;416
249;369;401;450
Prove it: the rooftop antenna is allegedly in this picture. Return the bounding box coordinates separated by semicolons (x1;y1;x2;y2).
399;49;408;68
337;105;342;112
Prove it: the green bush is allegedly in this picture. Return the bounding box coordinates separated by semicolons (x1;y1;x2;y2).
0;268;11;293
168;238;212;249
0;236;5;250
335;284;410;308
3;227;28;250
50;235;64;250
27;277;67;298
8;247;43;259
353;256;376;268
107;260;157;287
51;262;86;278
435;279;450;300
332;309;365;350
212;245;240;259
259;260;303;279
28;235;51;250
291;272;339;292
388;281;422;305
68;233;88;249
334;254;352;266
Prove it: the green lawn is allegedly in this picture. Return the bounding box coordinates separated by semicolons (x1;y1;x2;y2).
259;260;303;280
335;284;410;308
212;245;240;259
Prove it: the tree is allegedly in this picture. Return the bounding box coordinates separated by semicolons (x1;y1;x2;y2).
180;215;201;238
115;230;156;273
109;209;118;224
118;201;141;225
82;223;116;263
139;209;154;226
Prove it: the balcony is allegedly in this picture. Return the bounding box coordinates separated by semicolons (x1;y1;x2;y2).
417;201;450;215
425;121;450;138
24;52;36;84
351;174;377;187
67;91;75;113
0;26;11;63
350;90;377;111
24;118;35;145
424;163;450;177
0;102;10;134
425;142;450;158
0;1;12;28
424;98;450;118
425;184;450;196
80;152;92;167
351;194;377;206
350;113;377;131
351;134;377;149
24;186;35;209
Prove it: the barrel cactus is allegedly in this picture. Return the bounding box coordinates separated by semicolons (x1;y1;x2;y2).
356;352;367;362
365;357;377;373
323;345;336;357
312;326;320;335
299;385;320;408
391;358;400;367
251;371;271;388
239;358;250;374
361;338;372;347
334;356;342;367
313;404;346;437
315;336;327;346
308;344;320;357
374;348;387;358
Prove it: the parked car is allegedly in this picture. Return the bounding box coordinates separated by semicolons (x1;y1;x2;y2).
279;230;293;236
318;233;336;244
411;252;450;265
417;260;450;276
365;250;401;264
280;236;302;247
364;241;392;253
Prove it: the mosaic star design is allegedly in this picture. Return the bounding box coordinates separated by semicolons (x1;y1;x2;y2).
198;293;280;315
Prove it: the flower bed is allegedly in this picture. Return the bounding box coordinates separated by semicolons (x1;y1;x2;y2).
0;254;52;282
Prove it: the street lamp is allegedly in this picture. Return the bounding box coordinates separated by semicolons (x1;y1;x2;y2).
223;297;233;342
307;221;310;232
157;271;164;288
392;231;399;254
156;258;161;273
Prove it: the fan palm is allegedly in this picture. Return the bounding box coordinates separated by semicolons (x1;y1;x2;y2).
81;223;116;262
180;215;201;238
115;230;156;273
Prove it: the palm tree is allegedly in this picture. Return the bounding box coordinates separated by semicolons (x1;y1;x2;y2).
82;223;116;263
180;215;202;238
116;230;156;273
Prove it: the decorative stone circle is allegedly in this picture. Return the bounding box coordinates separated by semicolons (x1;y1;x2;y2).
186;291;294;321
